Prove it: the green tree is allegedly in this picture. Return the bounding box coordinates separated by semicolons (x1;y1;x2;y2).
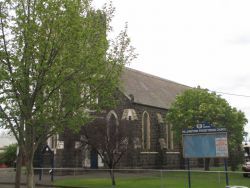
0;1;136;187
166;87;248;170
0;144;17;167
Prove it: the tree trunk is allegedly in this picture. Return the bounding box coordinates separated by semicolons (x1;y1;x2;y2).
24;119;36;188
26;153;35;188
109;169;116;187
179;143;185;169
213;158;220;167
204;158;210;171
15;150;22;188
198;158;203;168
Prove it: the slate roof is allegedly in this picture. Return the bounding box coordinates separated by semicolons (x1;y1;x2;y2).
120;68;190;109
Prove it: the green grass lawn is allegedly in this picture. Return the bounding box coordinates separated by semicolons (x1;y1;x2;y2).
54;171;250;188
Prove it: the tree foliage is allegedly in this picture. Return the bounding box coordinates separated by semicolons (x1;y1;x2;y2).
0;144;17;167
0;0;135;187
166;87;248;170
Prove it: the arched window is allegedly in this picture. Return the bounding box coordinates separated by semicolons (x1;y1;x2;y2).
165;124;169;149
142;111;150;150
48;134;59;150
106;110;119;139
170;124;174;150
166;124;174;150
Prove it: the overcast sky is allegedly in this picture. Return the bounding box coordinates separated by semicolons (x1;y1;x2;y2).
94;0;250;133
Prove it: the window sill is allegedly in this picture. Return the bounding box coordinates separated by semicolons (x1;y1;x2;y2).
166;151;180;154
140;151;159;154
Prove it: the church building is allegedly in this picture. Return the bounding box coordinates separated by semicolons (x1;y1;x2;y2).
46;68;190;169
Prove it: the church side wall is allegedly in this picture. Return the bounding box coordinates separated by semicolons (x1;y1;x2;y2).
54;92;181;169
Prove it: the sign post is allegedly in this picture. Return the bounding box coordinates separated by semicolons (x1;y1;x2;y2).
182;122;229;188
224;158;229;186
187;158;191;188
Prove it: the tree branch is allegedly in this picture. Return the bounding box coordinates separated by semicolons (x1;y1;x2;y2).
30;43;60;109
0;105;20;143
0;7;24;118
32;66;91;115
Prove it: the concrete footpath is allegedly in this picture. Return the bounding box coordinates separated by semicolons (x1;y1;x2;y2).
0;168;156;187
0;169;55;187
0;169;90;188
0;168;128;188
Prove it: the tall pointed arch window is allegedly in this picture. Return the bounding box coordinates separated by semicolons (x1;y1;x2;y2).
165;124;169;149
166;123;174;150
170;124;174;149
106;110;119;140
142;111;150;150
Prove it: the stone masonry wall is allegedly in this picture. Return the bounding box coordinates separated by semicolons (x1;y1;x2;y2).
55;91;181;169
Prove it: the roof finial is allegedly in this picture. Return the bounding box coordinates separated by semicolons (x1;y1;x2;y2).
129;94;134;102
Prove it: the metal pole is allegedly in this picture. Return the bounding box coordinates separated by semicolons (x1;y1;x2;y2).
38;154;42;181
160;170;163;188
224;158;229;186
187;159;191;188
51;153;54;182
39;152;43;181
39;165;42;181
218;171;221;184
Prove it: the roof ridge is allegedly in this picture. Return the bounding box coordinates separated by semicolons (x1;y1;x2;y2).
124;67;190;88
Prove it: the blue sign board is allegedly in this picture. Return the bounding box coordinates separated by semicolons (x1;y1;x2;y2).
182;123;228;158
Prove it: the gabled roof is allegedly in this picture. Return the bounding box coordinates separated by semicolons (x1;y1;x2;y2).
120;68;190;109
